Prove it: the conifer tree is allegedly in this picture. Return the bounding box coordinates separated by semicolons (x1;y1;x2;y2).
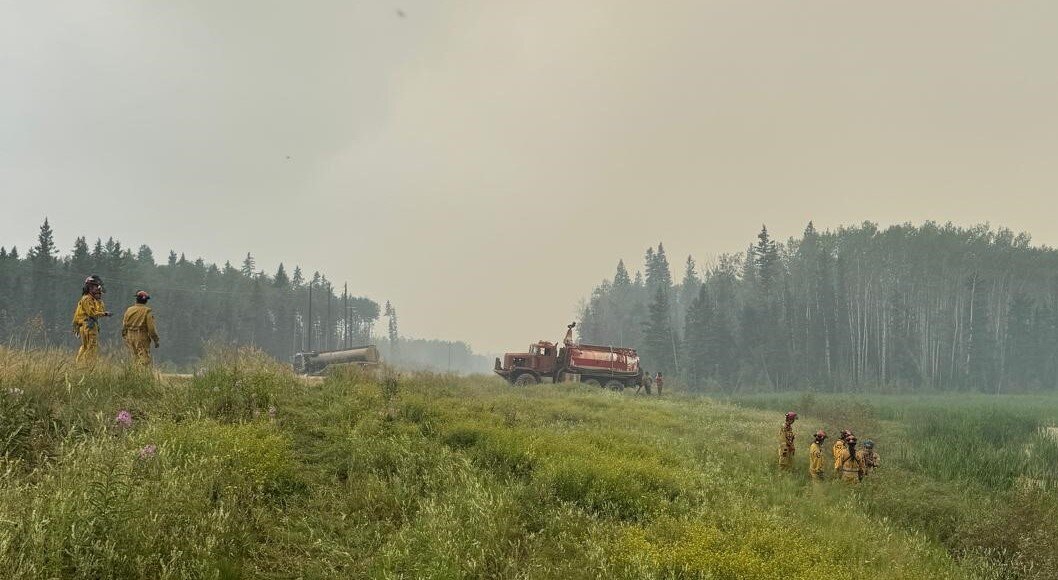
643;285;678;374
384;300;400;359
273;264;290;289
241;252;256;277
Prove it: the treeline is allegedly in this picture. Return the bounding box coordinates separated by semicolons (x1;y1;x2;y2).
578;222;1058;393
0;219;380;366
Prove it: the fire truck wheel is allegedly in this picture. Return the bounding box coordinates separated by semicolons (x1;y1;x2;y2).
513;373;539;386
584;378;602;388
605;380;624;391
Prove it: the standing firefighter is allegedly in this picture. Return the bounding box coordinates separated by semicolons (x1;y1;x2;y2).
122;291;160;367
861;440;880;476
838;436;865;483
809;430;827;480
636;370;653;395
778;411;797;470
72;275;110;363
654;372;664;396
833;429;852;474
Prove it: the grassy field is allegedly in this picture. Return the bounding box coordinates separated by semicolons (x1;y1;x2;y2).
0;347;1055;579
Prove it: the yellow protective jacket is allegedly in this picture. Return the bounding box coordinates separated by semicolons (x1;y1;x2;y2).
838;449;864;482
72;295;107;332
122;304;160;344
862;450;880;474
809;442;824;477
779;424;795;454
832;440;847;471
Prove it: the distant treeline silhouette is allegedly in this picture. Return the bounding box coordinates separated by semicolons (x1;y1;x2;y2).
578;222;1058;393
1;219;380;367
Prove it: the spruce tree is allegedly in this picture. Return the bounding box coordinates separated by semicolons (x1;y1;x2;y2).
137;245;155;265
273;263;290;289
614;260;631;288
30;218;57;262
643;286;678;375
241;252;256;277
683;283;712;387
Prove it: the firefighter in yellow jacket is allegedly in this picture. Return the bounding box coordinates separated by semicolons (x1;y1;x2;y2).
833;429;852;473
72;275;111;363
809;430;827;480
837;436;865;483
861;439;880;476
122;291;160;367
778;411;797;470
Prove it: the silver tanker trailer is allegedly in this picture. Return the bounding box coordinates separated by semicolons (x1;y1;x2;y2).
292;345;381;375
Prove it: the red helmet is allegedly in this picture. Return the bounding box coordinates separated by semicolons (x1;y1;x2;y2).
815;430;827;440
135;290;150;302
785;411;798;421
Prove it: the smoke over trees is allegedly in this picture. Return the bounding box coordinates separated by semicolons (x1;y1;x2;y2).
578;222;1058;393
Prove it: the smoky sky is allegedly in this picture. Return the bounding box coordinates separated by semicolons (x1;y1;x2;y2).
3;1;1057;353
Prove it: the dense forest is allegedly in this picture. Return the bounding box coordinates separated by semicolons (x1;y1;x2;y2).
578;222;1058;393
0;219;384;367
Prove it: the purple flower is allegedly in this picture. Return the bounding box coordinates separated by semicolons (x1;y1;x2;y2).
138;444;157;459
267;406;277;419
115;410;133;428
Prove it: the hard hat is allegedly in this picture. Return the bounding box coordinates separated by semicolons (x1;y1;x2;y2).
864;439;874;449
840;429;852;439
785;411;798;421
815;430;827;439
83;275;105;294
136;290;150;301
847;435;858;444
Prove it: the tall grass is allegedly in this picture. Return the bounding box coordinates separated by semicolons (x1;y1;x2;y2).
728;391;1058;578
0;346;1039;578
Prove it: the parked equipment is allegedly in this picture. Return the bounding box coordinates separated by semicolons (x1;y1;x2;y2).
494;323;646;390
293;345;380;375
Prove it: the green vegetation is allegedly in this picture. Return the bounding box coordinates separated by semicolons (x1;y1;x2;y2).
1;347;1054;578
730;392;1058;578
0;219;491;373
579;223;1058;393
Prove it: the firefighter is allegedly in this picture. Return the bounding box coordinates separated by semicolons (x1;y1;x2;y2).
778;411;797;470
636;370;653;395
563;322;576;347
654;372;664;396
861;439;880;475
122;291;160;367
833;429;852;473
838;436;864;483
72;275;110;363
809;430;827;480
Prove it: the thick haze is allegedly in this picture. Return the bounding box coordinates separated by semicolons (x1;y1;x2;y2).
2;1;1057;353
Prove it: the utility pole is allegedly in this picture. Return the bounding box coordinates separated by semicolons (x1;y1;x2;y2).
327;289;332;351
343;283;349;349
307;282;313;353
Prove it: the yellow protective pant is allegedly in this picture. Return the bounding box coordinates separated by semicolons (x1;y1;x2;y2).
125;330;153;367
76;327;99;363
778;447;794;470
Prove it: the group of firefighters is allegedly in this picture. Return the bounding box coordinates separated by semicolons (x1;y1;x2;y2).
71;275;160;367
778;411;880;482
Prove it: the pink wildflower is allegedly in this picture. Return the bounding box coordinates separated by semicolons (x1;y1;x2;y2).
267;406;277;419
115;410;133;428
138;444;157;459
